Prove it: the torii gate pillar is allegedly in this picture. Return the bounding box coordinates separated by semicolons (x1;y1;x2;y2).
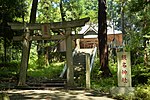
66;28;74;87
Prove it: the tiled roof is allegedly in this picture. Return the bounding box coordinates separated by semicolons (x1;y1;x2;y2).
78;24;122;35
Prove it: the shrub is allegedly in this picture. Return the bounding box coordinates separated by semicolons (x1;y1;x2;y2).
91;57;117;93
0;61;20;77
91;77;117;93
134;84;150;100
132;63;150;86
27;62;64;79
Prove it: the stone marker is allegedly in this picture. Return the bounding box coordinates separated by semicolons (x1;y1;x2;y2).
110;52;134;96
117;52;131;87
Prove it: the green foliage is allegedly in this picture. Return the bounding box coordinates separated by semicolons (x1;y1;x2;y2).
37;0;61;22
113;85;150;100
91;57;117;92
91;77;117;93
125;46;144;65
89;56;150;99
125;0;150;48
0;0;27;23
37;0;98;23
107;0;122;30
0;92;10;100
134;84;150;100
0;61;20;77
129;0;148;12
132;64;150;86
112;93;135;100
79;0;98;23
35;55;46;68
0;38;4;55
91;58;102;79
109;61;117;75
28;62;64;79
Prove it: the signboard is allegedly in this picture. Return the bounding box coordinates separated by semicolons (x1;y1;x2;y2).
117;52;132;87
41;24;50;37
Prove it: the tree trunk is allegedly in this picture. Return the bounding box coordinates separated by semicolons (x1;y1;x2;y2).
28;0;38;67
60;0;65;21
30;0;38;24
98;0;112;77
4;34;7;63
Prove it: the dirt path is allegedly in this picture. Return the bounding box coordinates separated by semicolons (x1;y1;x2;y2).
2;89;116;100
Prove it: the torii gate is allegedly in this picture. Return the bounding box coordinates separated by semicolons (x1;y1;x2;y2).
8;17;90;87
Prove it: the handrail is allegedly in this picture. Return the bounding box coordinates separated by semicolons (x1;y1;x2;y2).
90;47;97;72
59;47;78;78
59;46;97;78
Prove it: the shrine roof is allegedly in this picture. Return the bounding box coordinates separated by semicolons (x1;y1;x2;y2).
77;24;122;35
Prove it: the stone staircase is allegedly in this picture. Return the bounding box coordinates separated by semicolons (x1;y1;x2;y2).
73;48;93;67
73;48;94;86
60;47;97;79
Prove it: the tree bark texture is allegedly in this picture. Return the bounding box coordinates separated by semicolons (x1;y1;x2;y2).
28;0;38;69
60;0;66;21
30;0;38;24
98;0;112;77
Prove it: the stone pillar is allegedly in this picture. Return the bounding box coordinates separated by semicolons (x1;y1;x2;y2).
66;28;74;87
110;52;134;96
86;53;90;89
117;52;131;87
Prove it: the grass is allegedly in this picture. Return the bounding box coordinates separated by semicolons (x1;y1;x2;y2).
90;58;118;93
0;61;20;77
28;62;65;79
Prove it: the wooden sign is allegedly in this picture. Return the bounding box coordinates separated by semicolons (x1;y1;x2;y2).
117;52;132;87
41;24;50;37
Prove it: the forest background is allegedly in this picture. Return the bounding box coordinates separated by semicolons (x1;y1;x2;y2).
0;0;150;99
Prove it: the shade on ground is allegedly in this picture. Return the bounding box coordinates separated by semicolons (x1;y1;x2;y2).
4;89;115;100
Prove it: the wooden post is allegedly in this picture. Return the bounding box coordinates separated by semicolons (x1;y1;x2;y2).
86;53;90;89
66;28;74;87
18;28;30;86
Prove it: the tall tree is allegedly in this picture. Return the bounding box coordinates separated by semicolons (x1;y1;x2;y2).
80;0;98;23
37;0;61;65
98;0;112;77
0;0;27;63
126;0;150;65
60;0;65;21
59;0;98;22
37;0;60;22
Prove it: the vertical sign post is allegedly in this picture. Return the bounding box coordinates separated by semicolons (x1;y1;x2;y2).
86;53;90;89
117;52;132;87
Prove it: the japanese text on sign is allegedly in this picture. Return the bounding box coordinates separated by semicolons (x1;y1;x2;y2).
117;52;132;87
